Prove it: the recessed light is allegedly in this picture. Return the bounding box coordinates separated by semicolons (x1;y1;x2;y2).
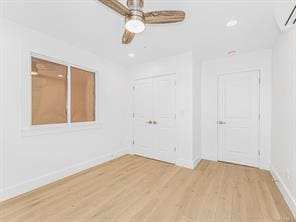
31;71;38;76
58;74;63;78
228;50;237;56
226;20;238;27
128;53;135;58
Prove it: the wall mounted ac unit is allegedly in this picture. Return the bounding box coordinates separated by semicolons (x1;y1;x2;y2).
275;0;296;31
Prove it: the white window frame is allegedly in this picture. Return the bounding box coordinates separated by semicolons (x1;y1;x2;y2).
22;52;102;137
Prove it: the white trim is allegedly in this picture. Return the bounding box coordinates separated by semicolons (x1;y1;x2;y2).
22;52;102;136
192;156;202;169
176;156;201;169
134;73;177;81
0;17;5;201
201;153;218;162
270;166;296;218
176;159;194;169
67;65;71;123
21;122;104;137
0;149;130;202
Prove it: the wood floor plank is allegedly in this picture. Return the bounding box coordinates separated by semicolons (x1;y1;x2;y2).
183;161;219;221
231;164;249;222
197;162;226;222
213;163;235;222
0;155;294;222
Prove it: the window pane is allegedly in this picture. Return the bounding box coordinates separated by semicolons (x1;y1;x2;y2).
31;57;68;125
71;67;95;122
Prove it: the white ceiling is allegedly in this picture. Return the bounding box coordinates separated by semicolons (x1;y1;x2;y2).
2;0;280;66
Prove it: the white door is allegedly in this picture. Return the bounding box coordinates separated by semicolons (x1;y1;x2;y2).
134;78;155;159
218;70;260;167
133;75;176;163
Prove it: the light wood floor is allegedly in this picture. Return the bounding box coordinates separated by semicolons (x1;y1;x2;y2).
0;155;295;222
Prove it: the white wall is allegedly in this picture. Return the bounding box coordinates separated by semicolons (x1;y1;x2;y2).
201;49;272;170
0;19;130;201
192;56;202;163
129;52;200;168
271;27;296;216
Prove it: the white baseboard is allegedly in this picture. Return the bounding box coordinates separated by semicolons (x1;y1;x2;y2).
192;156;202;169
270;165;296;218
176;156;201;169
259;160;270;171
201;153;217;162
0;148;130;202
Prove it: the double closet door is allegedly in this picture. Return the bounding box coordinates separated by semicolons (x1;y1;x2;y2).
133;74;176;164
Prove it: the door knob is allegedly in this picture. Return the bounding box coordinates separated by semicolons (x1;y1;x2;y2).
146;120;152;124
218;121;226;124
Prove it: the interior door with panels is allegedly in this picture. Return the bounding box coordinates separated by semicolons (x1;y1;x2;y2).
133;78;155;159
153;75;176;163
133;74;176;164
218;70;260;167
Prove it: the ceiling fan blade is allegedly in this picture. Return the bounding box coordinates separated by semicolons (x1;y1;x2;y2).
144;10;185;24
98;0;130;16
122;29;135;44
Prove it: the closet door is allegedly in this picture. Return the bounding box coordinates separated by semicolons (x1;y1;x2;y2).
153;75;176;163
133;75;176;164
133;78;155;159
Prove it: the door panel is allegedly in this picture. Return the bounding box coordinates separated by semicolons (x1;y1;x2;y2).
218;70;260;167
134;79;154;158
133;75;176;163
153;75;176;162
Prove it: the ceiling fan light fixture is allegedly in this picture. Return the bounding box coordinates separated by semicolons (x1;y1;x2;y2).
125;15;145;34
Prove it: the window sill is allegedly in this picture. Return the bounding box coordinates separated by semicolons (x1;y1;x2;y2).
21;122;104;137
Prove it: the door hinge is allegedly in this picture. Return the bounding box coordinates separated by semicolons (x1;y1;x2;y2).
259;78;261;84
174;147;177;152
133;140;135;145
258;150;261;156
174;113;176;119
133;86;135;91
175;81;177;86
133;113;135;118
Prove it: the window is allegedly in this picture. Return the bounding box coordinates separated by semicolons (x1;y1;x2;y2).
31;56;96;126
71;67;95;122
31;57;68;125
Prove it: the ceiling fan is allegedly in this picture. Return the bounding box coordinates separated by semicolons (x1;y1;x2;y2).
98;0;186;44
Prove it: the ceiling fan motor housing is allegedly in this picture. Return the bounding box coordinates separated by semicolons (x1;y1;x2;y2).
126;0;145;25
126;10;145;22
127;0;144;10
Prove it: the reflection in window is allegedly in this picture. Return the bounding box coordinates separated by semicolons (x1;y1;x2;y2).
31;57;68;125
71;67;95;123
